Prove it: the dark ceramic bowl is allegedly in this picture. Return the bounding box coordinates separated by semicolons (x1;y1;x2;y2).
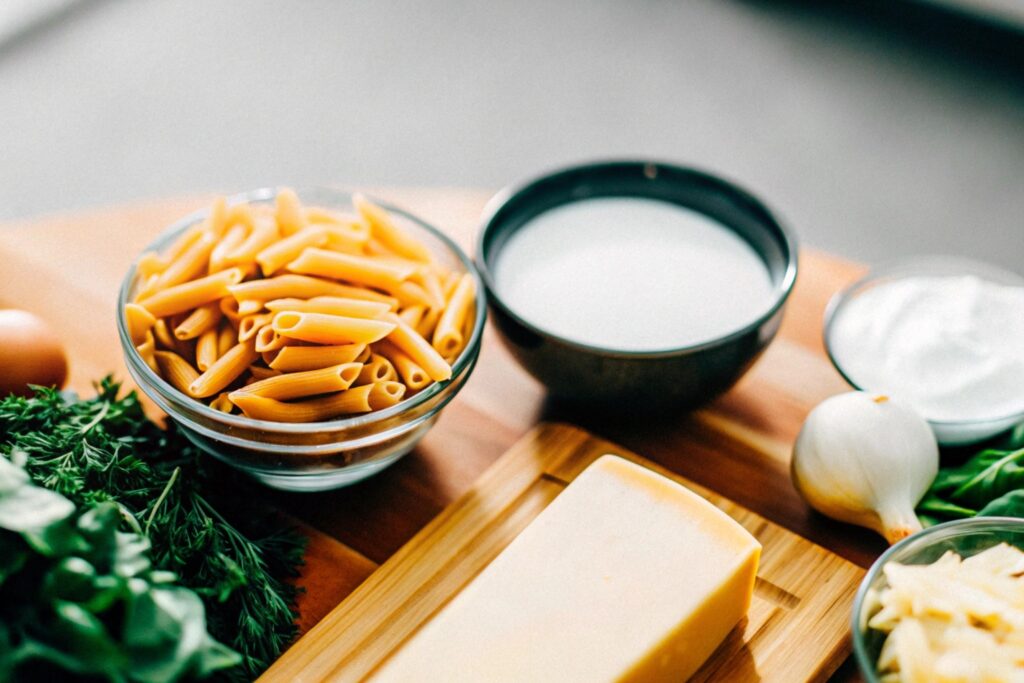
476;160;798;409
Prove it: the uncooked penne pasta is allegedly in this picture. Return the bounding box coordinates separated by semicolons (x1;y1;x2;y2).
376;340;430;391
189;339;259;398
140;268;244;318
209;223;248;272
267;344;367;372
231;363;361;401
195;327;220;372
255;325;292;353
130;190;475;422
354;193;432;262
265;296;391;319
237;299;264;316
287;248;416;291
124;303;156;346
238;313;274;342
230;381;405;422
256;226;328;276
210;392;235;413
356;354;397;385
229;274;397;307
275;188;307;236
154;350;201;397
174;302;223;340
248;365;281;381
432;273;475;356
382;313;451;381
272;311;395;345
136;331;159;373
217;323;236;356
153;231;218;291
226;215;278;263
397;304;426;328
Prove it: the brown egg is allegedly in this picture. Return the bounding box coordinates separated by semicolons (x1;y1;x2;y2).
0;309;68;397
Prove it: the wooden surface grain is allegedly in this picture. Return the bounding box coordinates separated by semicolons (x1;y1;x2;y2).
264;423;864;683
0;188;876;681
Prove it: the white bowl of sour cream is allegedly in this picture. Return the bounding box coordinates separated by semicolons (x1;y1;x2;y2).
825;257;1024;446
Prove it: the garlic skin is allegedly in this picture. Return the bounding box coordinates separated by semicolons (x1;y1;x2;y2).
791;391;938;544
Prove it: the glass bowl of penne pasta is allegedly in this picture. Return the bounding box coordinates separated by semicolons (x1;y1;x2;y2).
117;187;485;491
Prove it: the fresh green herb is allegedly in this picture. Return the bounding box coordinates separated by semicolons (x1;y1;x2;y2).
917;444;1024;526
0;381;306;680
0;451;240;681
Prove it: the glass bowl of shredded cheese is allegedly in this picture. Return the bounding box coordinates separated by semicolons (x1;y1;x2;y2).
852;517;1024;683
117;187;486;491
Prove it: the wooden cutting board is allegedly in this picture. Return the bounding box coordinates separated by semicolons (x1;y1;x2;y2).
262;423;864;683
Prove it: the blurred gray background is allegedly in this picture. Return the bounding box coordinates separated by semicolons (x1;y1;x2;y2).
0;0;1021;269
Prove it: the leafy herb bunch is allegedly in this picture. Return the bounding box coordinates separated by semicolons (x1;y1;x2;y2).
0;380;306;680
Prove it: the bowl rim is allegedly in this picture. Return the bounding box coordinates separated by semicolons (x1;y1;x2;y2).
850;515;1024;681
117;186;487;434
823;254;1024;427
474;158;799;359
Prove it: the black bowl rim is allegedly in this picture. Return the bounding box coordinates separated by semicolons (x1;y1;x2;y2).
475;159;799;359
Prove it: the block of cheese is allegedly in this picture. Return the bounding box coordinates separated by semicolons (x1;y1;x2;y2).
370;454;761;682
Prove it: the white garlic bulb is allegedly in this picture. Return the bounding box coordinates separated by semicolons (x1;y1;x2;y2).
791;391;938;544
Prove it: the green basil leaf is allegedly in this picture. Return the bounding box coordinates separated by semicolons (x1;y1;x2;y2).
0;458;74;533
977;489;1024;518
951;447;1024;507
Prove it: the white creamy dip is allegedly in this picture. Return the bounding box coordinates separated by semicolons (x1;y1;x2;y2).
829;275;1024;422
493;197;775;351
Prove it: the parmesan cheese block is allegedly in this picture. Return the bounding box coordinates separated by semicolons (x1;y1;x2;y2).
370;455;761;682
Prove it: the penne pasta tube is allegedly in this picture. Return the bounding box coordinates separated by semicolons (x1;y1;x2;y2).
397;304;426;329
230;381;405;422
417;270;446;310
174;302;223;340
386;280;438;309
256;226;328;276
226;215;278;264
225;202;255;231
137;251;168;279
152;318;178;351
203;196;228;238
265;296;391;319
442;269;462;299
353;193;432;263
195;327;220;372
229;274;397;307
153;231;218;291
124;303;157;346
231;362;361;401
237;299;264;316
354;345;372;363
154;350;201;397
432;273;475;356
219;295;243;327
286;248;417;291
323;224;369;253
139;268;245;318
248;366;282;381
136;331;159;373
189;339;259;398
376;340;430;391
267;344;367;372
272;311;395;345
306;208;370;237
275;188;307;236
238;313;274;342
356;354;397;385
210;392;235;413
164;223;205;263
416;306;442;339
209;223;248;272
382;313;452;381
255;324;292;353
136;273;162;300
217;322;237;356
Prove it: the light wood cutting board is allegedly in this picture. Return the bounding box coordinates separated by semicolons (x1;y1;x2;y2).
262;422;865;683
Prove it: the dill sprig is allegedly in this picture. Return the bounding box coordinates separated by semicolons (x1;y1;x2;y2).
0;379;306;680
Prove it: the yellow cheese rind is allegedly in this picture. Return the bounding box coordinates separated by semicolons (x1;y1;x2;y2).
371;454;761;683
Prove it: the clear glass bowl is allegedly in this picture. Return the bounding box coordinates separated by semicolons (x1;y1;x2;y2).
824;255;1024;446
117;187;486;491
852;517;1024;682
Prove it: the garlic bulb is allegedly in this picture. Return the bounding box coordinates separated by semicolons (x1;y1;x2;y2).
791;391;938;544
